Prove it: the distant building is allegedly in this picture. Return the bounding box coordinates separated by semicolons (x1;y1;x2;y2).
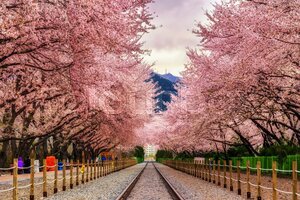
144;144;157;158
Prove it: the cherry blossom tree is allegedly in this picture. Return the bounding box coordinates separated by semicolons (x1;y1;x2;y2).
154;0;300;156
0;0;155;166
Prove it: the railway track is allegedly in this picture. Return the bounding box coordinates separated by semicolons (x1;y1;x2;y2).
116;162;185;200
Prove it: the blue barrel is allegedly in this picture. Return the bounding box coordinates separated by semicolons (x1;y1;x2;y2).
58;162;63;170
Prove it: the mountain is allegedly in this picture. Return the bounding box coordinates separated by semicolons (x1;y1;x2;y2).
148;72;179;112
159;73;180;83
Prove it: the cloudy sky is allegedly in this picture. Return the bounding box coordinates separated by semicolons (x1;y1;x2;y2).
142;0;221;76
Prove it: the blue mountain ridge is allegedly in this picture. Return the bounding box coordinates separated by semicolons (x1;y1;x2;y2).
159;73;180;83
147;72;179;112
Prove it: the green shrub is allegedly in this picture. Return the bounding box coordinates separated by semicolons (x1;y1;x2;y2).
133;146;145;158
136;157;144;163
156;150;172;159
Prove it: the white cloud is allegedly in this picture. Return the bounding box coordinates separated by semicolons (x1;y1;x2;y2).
143;0;221;76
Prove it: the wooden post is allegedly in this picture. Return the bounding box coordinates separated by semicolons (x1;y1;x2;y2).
257;161;261;200
230;160;233;191
54;159;58;193
223;160;227;188
99;161;102;177
105;161;109;176
247;160;251;199
205;161;208;181
110;161;112;173
199;161;202;179
103;161;105;176
192;162;195;176
81;160;85;184
111;160;117;172
195;162;197;177
201;160;205;180
97;161;99;178
197;161;199;177
76;160;79;186
70;160;79;186
86;160;89;182
105;161;107;175
237;160;241;195
292;161;298;200
108;161;110;174
198;162;201;178
203;161;206;180
62;159;66;191
213;160;216;184
218;160;221;186
30;158;34;200
209;160;212;182
90;160;93;181
94;161;97;180
80;160;85;184
272;161;277;200
103;161;106;176
43;159;47;197
70;160;74;189
100;162;103;177
13;158;18;200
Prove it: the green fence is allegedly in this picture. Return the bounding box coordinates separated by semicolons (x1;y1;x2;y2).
231;154;300;171
158;154;300;171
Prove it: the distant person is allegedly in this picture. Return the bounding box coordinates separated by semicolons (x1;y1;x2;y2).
18;157;24;174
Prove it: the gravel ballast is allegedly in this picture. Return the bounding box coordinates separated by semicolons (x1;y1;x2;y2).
45;163;145;200
155;163;245;200
127;163;172;200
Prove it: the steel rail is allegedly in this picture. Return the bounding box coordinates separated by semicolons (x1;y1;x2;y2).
116;162;185;200
115;162;148;200
153;162;185;200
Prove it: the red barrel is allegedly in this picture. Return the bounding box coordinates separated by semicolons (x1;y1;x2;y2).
46;156;56;171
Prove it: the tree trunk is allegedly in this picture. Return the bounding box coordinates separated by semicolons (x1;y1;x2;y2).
0;141;9;167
